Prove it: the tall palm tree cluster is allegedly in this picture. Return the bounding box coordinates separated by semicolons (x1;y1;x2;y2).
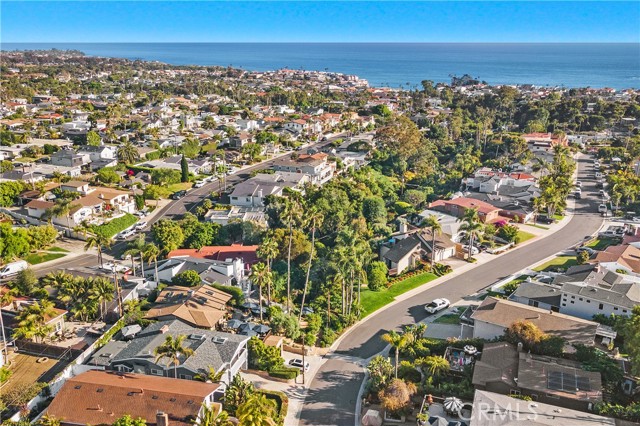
42;271;115;322
457;207;484;260
124;235;161;281
534;146;576;218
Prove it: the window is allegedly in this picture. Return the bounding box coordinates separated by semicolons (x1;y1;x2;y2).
150;369;163;376
579;298;583;301
571;295;575;299
546;393;560;400
614;307;619;311
570;301;574;304
623;309;628;313
179;374;193;380
587;300;591;303
562;303;566;307
509;390;521;396
599;303;604;310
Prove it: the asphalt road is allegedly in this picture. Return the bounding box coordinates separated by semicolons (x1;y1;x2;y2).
299;153;605;426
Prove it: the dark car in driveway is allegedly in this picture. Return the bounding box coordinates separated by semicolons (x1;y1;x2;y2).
171;190;187;200
536;215;556;224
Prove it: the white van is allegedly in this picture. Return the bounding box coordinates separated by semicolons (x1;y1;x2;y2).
0;260;29;278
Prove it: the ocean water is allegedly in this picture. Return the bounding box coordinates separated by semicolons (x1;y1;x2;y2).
3;42;639;89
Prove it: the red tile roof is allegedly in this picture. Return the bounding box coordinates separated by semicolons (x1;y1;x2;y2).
168;244;259;264
429;197;500;215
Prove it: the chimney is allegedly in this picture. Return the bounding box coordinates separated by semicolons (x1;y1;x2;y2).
517;342;524;352
156;412;169;426
399;222;408;233
159;325;170;334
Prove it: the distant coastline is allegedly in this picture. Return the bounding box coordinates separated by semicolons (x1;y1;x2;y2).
3;42;639;89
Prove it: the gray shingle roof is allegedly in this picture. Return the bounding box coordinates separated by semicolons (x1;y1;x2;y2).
383;236;421;263
109;320;248;373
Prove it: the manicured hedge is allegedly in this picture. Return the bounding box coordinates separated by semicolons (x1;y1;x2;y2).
91;213;138;238
211;283;244;306
257;389;289;426
268;366;299;380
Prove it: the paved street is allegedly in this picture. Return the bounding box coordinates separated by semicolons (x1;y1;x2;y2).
299;153;605;426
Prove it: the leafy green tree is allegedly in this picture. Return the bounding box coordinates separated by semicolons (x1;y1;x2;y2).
236;393;277;426
154;334;195;378
180;154;189;182
299;207;323;321
14;299;58;343
151;219;185;253
27;225;59;251
497;224;520;244
10;268;38;296
0;181;26;207
241;143;262;163
196;404;233;426
621;306;640;376
577;250;590;265
367;261;388;291
171;270;202;287
86;130;101;146
268;306;301;340
151;168;182;185
362;196;387;224
96;167;121;184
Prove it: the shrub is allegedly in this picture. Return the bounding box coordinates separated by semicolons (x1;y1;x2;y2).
248;337;284;372
212;283;244;306
268;367;299;380
171;270;202;287
367;261;389;291
91;213;137;238
319;327;337;347
257;389;289;426
398;362;422;383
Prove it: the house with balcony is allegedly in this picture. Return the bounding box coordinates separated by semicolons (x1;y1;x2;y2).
92;186;137;214
229;172;309;207
50;148;91;168
272;152;336;185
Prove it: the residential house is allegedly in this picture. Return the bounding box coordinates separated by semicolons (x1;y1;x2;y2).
168;244;259;267
415;228;457;263
468;390;614;426
508;280;562;312
60;180;92;195
429;197;502;223
229;172;309;207
153;257;245;287
283;119;307;134
24;199;56;220
272;152;336;185
77;144;116;162
229;132;253;148
50;149;91;168
145;285;232;330
92;187;137;214
45;370;222;426
380;235;423;276
522;132;569;154
204;206;267;227
91;319;249;386
591;244;640;277
462;297;603;346
466;193;535;223
1;293;67;340
551;264;640;320
472;342;603;411
413;209;463;239
138;155;212;175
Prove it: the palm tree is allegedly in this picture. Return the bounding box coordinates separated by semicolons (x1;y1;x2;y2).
299;208;323;321
283;198;302;313
89;277;115;321
195;366;225;383
249;262;271;323
235;393;277;426
73;220;91;238
195;404;232;426
45;198;78;236
381;330;415;378
154;334;194;378
458;208;483;260
125;235;147;277
14;299;58;343
84;233;112;268
117;140;140;164
417;355;450;377
144;244;161;283
123;298;146;325
423;215;442;267
257;233;278;305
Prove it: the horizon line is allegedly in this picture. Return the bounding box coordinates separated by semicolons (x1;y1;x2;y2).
2;41;639;45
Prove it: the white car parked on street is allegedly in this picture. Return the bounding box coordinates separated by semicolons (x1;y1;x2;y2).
425;298;450;314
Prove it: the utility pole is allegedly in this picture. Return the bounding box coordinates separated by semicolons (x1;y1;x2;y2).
113;263;123;318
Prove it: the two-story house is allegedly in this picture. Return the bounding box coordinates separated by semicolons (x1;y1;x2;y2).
272;153;336;185
50;149;91;168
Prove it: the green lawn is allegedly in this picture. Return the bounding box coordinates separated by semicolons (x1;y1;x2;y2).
533;255;578;272
25;252;66;265
433;313;462;325
586;237;620;251
47;246;70;253
553;213;564;221
167;182;193;193
517;230;536;243
360;271;439;318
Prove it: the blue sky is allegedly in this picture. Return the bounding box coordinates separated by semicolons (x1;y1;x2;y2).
2;1;639;43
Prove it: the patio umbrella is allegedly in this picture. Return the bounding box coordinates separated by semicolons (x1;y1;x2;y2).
361;409;382;426
226;319;244;330
428;417;449;426
239;322;257;332
239;329;259;337
242;302;259;310
252;324;271;334
443;397;464;414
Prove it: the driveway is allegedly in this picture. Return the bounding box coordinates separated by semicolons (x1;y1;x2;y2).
299;153;604;426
